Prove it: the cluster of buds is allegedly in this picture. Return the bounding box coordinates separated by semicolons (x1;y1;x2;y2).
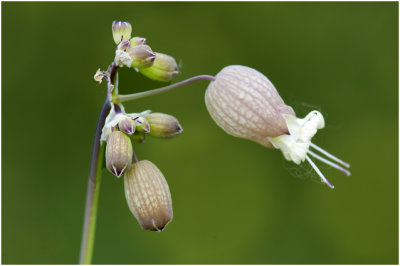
102;107;181;231
93;21;184;232
103;109;183;177
205;65;351;188
112;21;179;82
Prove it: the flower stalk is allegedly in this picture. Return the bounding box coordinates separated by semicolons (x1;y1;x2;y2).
115;75;216;103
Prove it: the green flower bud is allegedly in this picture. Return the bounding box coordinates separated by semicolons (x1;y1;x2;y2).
124;160;173;231
112;21;132;45
106;131;133;177
139;53;179;82
145;113;183;138
127;45;156;69
130;37;146;46
133;116;150;133
130;131;146;143
118;117;136;135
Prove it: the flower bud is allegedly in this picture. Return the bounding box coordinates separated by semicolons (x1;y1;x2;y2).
145;113;183;138
118;40;131;50
139;53;179;82
205;65;295;149
132;116;150;133
130;37;146;46
124;160;173;231
130;132;146;143
127;45;156;69
118;117;135;135
112;21;132;44
106;131;133;177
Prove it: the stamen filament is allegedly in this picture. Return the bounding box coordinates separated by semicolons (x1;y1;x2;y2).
310;142;350;168
308;150;351;176
305;155;334;189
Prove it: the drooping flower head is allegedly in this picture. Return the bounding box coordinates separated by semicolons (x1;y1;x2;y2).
205;65;350;188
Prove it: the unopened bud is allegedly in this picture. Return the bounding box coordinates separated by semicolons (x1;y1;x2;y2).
118;40;131;51
145;113;183;138
139;53;179;82
106;131;133;177
127;45;156;69
132;116;150;133
130;37;146;46
124;160;173;231
118;117;135;135
112;21;132;44
205;65;295;149
130;132;146;143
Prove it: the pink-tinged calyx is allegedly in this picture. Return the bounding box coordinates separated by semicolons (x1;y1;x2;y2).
205;65;295;148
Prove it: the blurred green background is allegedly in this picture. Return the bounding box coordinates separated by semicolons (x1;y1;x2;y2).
2;2;398;264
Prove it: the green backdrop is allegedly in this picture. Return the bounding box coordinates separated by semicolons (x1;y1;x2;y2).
2;2;398;264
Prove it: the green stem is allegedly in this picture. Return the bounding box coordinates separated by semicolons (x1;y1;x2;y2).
80;144;104;264
79;100;111;264
116;75;216;103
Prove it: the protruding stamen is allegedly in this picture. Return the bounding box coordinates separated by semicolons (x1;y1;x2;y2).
310;143;350;168
305;155;334;189
308;150;351;176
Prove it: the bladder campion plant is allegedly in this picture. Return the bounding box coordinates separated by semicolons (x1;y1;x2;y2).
79;20;350;264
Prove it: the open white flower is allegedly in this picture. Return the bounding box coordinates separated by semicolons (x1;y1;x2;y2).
205;65;350;188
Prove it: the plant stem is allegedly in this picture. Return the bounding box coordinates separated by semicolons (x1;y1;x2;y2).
79;99;111;264
116;75;216;103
